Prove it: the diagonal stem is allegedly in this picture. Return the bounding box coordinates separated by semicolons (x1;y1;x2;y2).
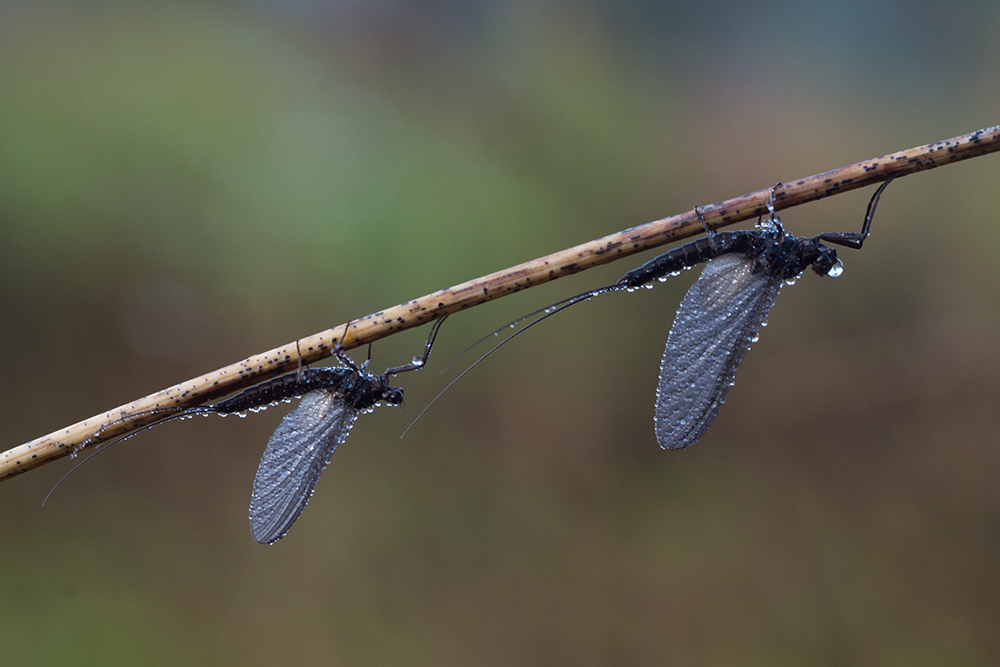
2;124;999;481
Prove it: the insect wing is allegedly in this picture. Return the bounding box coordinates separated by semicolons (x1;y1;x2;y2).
654;253;782;450
249;389;358;544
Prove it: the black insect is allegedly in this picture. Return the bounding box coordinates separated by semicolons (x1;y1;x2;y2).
56;317;446;544
434;178;896;449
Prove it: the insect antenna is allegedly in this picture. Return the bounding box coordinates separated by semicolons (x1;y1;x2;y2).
43;405;207;505
439;290;609;374
402;284;619;437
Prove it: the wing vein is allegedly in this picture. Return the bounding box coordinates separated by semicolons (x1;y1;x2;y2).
249;390;357;544
654;253;783;450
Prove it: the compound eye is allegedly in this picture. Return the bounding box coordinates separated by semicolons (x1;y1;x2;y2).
385;387;404;405
811;250;838;276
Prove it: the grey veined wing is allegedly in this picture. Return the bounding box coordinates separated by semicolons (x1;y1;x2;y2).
249;389;358;544
654;252;784;450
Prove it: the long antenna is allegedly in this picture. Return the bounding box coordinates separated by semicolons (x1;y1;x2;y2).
402;284;621;437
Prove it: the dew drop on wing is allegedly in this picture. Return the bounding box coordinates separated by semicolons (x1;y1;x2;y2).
249;389;358;545
653;252;784;450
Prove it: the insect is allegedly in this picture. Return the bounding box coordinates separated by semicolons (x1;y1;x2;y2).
56;317;446;544
431;178;897;449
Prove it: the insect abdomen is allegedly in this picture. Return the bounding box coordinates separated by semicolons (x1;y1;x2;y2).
216;368;350;414
621;231;758;288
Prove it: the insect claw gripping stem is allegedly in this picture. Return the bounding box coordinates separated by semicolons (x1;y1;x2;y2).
764;182;787;233
332;319;361;371
694;206;714;237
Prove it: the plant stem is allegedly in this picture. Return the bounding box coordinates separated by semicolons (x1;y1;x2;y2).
2;124;998;481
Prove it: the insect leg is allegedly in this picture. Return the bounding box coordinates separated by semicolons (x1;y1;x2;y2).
332;320;363;371
817;176;898;250
764;182;787;234
385;316;448;376
694;206;714;236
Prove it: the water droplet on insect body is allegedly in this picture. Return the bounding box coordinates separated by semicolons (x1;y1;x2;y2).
827;264;844;278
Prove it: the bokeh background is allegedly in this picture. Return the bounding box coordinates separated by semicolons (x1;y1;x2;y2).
2;1;999;664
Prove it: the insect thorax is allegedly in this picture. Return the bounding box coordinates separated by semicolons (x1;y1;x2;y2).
750;232;839;280
342;372;404;411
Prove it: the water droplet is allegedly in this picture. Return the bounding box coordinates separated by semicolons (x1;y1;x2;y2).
827;264;843;278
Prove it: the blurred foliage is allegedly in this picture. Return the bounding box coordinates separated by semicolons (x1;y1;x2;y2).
2;1;1000;665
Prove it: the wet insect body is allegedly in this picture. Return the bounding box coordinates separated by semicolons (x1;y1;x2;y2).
457;178;895;450
242;363;408;545
67;318;445;544
634;217;858;449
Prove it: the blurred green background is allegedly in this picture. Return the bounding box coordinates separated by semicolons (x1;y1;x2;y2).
2;1;999;664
